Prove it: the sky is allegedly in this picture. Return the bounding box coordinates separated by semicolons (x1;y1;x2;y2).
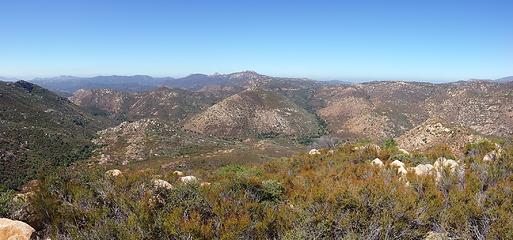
0;0;512;82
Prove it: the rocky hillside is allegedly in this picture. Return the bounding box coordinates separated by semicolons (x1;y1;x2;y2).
313;80;513;143
91;118;232;165
425;81;513;137
395;119;483;157
70;88;130;115
70;87;220;124
0;81;105;188
41;72;513;159
67;75;513;152
313;81;435;142
183;89;324;139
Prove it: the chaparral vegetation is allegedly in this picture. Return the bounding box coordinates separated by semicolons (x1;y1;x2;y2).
3;140;512;239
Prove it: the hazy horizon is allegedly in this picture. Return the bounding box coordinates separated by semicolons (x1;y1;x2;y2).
2;70;512;84
1;70;512;84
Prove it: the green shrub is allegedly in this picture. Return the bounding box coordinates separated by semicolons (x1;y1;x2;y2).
382;138;397;149
260;180;284;202
0;185;15;217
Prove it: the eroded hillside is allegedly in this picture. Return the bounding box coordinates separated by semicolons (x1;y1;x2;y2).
68;74;513;159
314;80;513;142
183;89;324;139
70;87;220;124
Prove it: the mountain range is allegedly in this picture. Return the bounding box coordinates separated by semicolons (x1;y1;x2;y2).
2;71;513;188
29;72;513;95
47;72;513;156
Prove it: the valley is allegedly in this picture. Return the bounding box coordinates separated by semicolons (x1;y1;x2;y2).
1;72;513;239
3;72;513;179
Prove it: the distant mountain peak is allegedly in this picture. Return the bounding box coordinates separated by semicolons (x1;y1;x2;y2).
496;76;513;83
225;70;267;80
186;73;209;77
207;70;263;78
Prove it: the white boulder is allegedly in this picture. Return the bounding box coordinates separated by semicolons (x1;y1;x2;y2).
308;149;321;155
483;143;504;162
180;176;198;184
371;158;384;167
390;160;406;169
0;218;35;240
411;164;434;176
483;151;496;162
434;157;459;172
433;157;464;183
397;166;408;175
153;179;174;190
105;169;122;177
389;160;408;176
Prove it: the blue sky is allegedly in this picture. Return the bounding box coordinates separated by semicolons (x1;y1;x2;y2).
0;0;512;82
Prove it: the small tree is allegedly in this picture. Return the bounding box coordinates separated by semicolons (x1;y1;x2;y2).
383;138;397;149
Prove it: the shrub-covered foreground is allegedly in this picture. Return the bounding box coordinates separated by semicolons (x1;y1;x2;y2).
5;141;513;239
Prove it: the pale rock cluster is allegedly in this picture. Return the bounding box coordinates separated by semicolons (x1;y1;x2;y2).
93;118;166;164
352;144;381;153
370;157;463;184
433;157;459;172
433;157;463;182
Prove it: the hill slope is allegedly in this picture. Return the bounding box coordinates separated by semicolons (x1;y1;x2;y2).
0;81;104;188
313;81;513;142
90;118;233;165
495;76;513;82
70;87;220;124
183;89;324;139
395;119;483;157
